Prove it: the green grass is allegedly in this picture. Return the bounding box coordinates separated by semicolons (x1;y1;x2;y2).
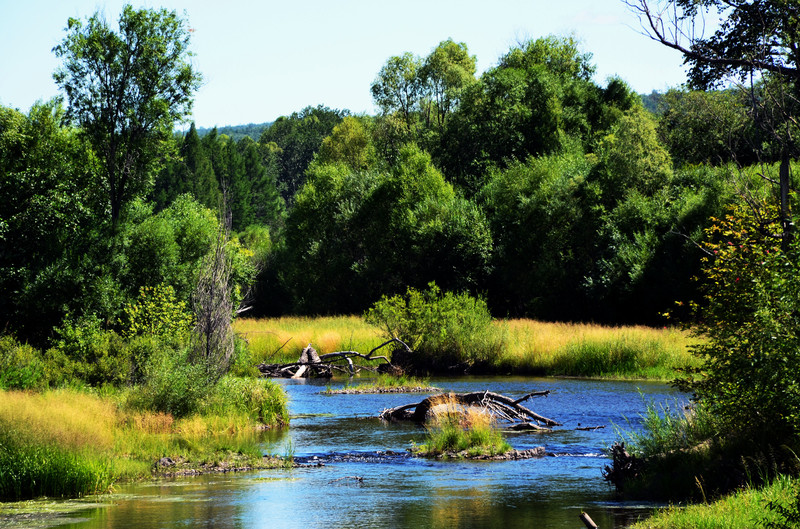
629;474;799;529
238;316;699;380
0;379;289;500
324;374;438;394
414;396;512;458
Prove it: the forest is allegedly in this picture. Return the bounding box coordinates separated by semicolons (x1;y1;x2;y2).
3;2;800;525
3;34;776;345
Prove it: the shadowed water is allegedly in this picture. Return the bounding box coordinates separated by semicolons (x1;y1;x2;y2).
3;377;681;528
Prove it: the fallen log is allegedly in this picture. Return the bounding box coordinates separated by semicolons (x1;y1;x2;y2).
379;390;561;428
258;339;407;379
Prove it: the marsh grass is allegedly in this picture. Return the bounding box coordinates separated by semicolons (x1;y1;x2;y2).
0;378;289;500
239;316;698;380
234;316;384;365
493;320;699;379
324;374;438;394
415;395;511;458
630;474;799;529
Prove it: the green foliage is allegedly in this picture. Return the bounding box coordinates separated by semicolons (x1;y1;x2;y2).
0;336;47;390
439;36;635;192
284;145;492;314
481;150;597;318
364;283;504;372
259;105;348;202
683;203;800;444
316;116;377;170
52;315;131;387
764;479;800;529
120;284;193;343
127;346;210;418
123;194;220;302
53;5;202;224
202;376;289;426
658;88;759;167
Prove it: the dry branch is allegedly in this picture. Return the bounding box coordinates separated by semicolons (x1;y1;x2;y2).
258;340;403;379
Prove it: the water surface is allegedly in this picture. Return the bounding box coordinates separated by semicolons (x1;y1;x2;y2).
5;376;681;528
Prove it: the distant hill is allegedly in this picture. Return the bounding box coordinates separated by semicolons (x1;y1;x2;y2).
195;122;272;141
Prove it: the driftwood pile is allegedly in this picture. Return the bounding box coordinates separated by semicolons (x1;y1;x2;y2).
258;339;409;379
379;390;562;430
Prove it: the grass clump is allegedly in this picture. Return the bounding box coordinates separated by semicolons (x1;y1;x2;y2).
324;374;438;394
415;395;511;458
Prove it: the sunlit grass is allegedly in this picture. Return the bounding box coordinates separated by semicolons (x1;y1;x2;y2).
415;394;511;458
495;319;700;379
239;316;699;380
629;474;798;529
324;374;438;394
234;316;385;365
0;380;289;500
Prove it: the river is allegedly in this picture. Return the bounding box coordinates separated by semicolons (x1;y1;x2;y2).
4;376;682;528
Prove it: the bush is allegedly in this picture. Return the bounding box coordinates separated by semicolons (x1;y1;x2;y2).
126;347;210;418
51;315;131;387
0;335;47;390
364;282;505;372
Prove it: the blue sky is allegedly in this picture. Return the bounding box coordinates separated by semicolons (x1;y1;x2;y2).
1;0;690;128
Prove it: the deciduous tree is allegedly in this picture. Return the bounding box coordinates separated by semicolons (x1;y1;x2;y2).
53;5;202;227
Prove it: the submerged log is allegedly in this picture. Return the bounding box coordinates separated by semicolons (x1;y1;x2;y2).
258;339;406;379
379;390;561;428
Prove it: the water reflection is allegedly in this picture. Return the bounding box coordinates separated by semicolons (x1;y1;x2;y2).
8;376;680;529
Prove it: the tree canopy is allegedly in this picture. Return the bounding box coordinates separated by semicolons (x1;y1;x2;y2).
53;5;202;226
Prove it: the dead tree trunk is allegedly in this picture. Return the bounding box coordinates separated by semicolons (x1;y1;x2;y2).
379;390;561;428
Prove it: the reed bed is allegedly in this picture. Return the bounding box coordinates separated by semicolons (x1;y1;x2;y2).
237;316;699;380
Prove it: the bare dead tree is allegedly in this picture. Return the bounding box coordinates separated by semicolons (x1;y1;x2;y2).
191;210;236;383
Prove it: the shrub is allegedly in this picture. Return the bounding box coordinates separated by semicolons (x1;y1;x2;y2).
364;282;505;372
51;315;131;387
126;347;210;418
120;284;193;343
0;335;46;390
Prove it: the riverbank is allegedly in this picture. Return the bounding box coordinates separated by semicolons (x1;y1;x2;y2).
0;380;290;500
628;474;799;528
235;316;699;380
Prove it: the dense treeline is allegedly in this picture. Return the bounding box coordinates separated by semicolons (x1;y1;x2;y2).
3;33;780;350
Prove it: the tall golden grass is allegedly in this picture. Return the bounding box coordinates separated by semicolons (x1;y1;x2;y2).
234;316;385;364
0;380;289;500
497;319;700;378
237;316;699;379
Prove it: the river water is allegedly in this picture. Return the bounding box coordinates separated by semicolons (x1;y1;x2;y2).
7;376;682;529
